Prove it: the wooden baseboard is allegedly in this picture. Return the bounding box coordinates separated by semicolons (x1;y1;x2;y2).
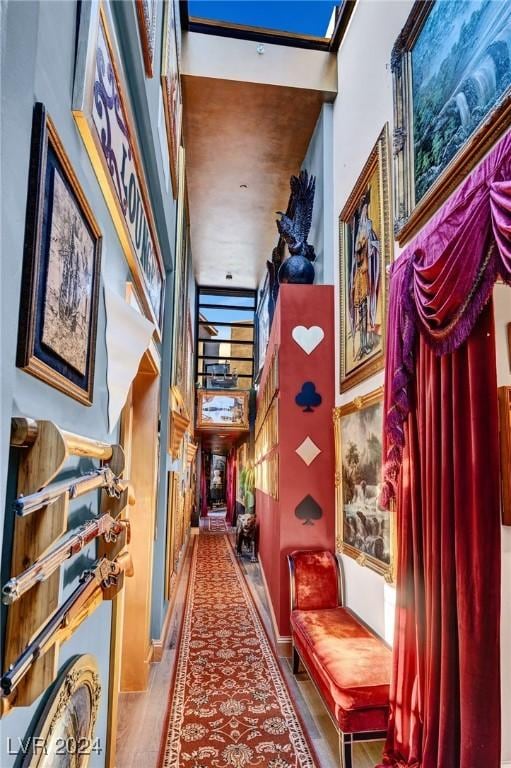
151;531;193;662
151;597;174;663
257;557;292;655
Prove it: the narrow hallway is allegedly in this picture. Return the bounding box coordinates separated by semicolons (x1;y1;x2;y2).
160;531;316;767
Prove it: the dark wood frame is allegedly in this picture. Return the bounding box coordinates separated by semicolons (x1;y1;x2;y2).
17;103;102;406
392;0;511;244
338;126;392;393
499;386;511;525
135;0;157;77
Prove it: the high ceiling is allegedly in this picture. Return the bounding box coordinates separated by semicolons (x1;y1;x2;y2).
181;75;325;289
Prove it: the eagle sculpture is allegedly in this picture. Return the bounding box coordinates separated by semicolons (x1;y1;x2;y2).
275;170;316;284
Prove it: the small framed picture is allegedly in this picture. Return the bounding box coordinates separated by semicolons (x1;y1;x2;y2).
197;390;250;431
16;103;102;405
333;387;395;581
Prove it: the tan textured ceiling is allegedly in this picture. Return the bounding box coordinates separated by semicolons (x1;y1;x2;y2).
182;75;324;289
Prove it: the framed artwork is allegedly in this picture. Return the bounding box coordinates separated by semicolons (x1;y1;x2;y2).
255;274;270;382
339;126;392;392
498;386;511;525
73;1;165;334
161;0;182;198
21;654;101;767
171;147;190;400
17;103;102;406
197;390;250;430
392;0;511;244
135;0;157;77
333;387;394;581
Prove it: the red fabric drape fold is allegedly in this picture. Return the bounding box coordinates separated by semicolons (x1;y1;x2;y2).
380;303;501;768
225;448;236;525
382;128;511;507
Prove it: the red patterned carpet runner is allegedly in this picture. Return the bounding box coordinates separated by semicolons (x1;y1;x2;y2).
160;533;317;768
208;515;228;533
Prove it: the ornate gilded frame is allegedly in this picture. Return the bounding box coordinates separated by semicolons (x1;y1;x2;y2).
21;654;101;768
171;146;190;401
392;0;511;244
333;387;395;582
196;390;250;431
161;0;182;198
135;0;157;77
339;126;392;393
72;1;165;335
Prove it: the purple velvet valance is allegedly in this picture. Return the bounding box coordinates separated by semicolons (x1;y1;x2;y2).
382;129;511;507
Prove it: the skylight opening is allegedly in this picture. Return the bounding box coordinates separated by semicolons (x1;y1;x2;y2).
188;0;342;41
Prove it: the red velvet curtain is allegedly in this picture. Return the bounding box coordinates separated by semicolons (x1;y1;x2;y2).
380;302;501;768
225;448;236;526
200;450;209;518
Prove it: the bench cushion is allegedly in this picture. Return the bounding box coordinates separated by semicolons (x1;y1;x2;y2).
291;606;391;733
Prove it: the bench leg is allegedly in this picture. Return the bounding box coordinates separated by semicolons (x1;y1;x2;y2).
339;732;352;768
292;646;301;674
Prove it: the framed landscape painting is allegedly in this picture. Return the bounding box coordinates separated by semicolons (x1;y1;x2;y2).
393;0;511;243
333;388;394;581
17;103;102;406
338;126;392;392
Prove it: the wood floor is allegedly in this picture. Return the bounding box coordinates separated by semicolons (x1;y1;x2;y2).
115;530;385;768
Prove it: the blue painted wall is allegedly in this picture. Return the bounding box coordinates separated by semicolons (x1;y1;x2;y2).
0;0;180;763
301;102;334;285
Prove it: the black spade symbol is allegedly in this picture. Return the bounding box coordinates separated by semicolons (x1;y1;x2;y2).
295;382;322;412
295;495;323;526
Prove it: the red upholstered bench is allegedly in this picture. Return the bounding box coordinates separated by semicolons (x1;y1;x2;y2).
287;550;391;768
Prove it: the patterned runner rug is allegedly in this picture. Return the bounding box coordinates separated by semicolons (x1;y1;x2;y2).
209;516;228;533
159;533;317;768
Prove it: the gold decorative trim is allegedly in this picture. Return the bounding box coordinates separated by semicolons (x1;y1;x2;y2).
72;2;165;335
338;125;392;393
332;388;395;583
22;654;101;768
392;0;511;245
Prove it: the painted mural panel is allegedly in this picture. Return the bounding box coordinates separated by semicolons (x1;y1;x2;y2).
338;127;391;392
412;0;511;204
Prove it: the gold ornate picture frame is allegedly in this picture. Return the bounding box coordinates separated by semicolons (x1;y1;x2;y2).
392;0;511;244
333;387;395;582
161;0;182;198
135;0;157;77
196;390;250;431
73;1;165;334
339;126;392;393
21;654;101;768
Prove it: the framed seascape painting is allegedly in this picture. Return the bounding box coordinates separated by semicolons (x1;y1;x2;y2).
135;0;157;77
333;388;394;581
17;104;102;406
162;0;182;198
339;126;392;392
393;0;511;243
